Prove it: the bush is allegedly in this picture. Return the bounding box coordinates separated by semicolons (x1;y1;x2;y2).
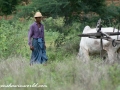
102;4;120;27
108;64;120;88
43;17;64;32
0;18;33;58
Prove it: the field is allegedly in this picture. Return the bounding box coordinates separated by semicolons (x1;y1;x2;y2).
0;17;120;90
0;53;120;90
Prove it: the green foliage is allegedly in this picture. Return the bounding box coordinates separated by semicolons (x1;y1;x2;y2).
0;1;120;90
0;18;32;58
108;64;120;87
102;4;120;27
0;0;23;15
56;36;80;57
15;0;106;24
43;17;64;32
0;11;120;90
43;17;82;49
54;21;82;48
82;0;106;14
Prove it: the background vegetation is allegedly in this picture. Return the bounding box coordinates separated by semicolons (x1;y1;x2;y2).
0;0;120;90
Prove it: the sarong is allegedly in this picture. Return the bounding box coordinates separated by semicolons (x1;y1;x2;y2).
30;38;48;64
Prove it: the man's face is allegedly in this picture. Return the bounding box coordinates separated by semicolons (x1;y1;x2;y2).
35;17;42;22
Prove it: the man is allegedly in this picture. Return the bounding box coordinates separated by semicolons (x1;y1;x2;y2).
28;11;48;65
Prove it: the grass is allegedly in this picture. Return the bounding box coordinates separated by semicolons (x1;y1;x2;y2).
45;31;59;48
0;54;120;90
1;17;120;90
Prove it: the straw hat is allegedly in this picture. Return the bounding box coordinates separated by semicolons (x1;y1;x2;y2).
34;12;43;18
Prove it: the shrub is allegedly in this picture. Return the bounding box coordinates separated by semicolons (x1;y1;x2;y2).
0;18;33;58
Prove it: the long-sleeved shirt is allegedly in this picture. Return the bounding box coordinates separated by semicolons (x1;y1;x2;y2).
28;22;45;46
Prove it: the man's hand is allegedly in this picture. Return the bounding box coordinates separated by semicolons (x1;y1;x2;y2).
30;46;34;50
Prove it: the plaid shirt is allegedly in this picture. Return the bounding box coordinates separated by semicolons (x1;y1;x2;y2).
28;22;45;46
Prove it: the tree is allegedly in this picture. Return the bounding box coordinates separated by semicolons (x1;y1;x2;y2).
82;0;106;14
15;0;106;24
30;0;106;23
0;0;22;16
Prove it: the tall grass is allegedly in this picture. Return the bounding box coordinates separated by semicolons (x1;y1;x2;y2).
0;55;120;90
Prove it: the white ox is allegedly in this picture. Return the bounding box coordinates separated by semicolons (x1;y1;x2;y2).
77;26;120;63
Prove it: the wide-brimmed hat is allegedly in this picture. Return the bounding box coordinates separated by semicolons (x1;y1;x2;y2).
34;12;43;18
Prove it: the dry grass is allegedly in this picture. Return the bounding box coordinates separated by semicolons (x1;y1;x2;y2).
0;55;119;90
